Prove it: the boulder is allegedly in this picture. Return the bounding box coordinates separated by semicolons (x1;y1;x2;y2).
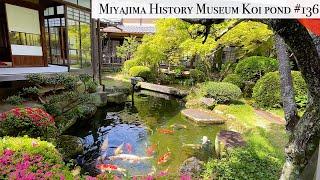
181;109;226;124
57;135;84;160
215;130;246;157
200;97;216;109
107;92;128;104
179;157;204;178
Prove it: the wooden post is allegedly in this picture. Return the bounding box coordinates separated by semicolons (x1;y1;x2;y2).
97;19;102;86
91;19;98;81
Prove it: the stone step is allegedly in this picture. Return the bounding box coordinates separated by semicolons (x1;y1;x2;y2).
137;82;188;97
181;108;226;124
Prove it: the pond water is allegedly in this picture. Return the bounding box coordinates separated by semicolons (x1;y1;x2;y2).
66;90;226;177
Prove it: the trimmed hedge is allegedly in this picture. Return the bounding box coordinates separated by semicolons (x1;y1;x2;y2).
253;71;308;108
201;82;242;104
123;59;139;73
235;56;279;82
222;74;244;89
129;66;152;80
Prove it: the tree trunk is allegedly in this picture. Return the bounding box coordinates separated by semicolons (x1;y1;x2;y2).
266;19;320;180
275;34;299;133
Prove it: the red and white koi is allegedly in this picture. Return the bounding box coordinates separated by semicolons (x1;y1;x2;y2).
96;164;126;174
157;151;171;165
146;144;157;156
125;143;133;153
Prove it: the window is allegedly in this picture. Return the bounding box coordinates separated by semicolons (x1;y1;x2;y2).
9;31;41;46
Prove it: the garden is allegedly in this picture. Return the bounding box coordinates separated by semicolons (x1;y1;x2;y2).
0;18;318;180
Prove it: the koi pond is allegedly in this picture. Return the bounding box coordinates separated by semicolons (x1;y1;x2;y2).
66;89;226;177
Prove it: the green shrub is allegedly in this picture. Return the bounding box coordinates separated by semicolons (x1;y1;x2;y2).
79;73;92;83
201;82;242;104
129;66;152;80
0;107;57;139
4;95;23;105
25;73;46;85
22;86;40;96
202;145;282;180
62;74;79;90
123;59;139;73
86;80;98;93
0;136;74;179
222;74;244;89
253;71;308;108
190;69;206;83
235;56;279;82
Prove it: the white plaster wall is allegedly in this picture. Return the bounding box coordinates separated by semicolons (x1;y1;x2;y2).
5;3;41;34
11;45;43;56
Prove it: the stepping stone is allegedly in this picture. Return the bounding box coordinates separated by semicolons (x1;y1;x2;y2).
215;130;246;157
137;82;188;97
181;109;226;124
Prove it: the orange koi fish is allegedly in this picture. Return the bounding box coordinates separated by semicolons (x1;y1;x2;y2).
96;164;126;174
146;144;157;156
125;143;133;153
157;129;174;135
157;151;171;165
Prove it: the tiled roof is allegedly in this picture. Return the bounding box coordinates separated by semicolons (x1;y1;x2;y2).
103;25;155;34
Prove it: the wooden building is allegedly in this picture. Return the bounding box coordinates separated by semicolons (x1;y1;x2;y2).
101;18;156;66
0;0;91;68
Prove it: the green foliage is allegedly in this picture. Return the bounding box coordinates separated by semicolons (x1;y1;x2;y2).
215;20;274;57
22;86;40;96
86;80;98;93
25;73;46;85
235;56;279;82
0;107;57;139
222;74;244;89
44;91;95;119
79;73;92;83
190;69;206;83
129;66;152;80
253;71;308;108
201;82;242;104
0;136;74;179
116;36;139;60
4;95;23;105
123;59;140;73
202;145;282;180
61;74;79;90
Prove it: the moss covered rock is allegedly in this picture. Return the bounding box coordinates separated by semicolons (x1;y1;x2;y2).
57;135;84;160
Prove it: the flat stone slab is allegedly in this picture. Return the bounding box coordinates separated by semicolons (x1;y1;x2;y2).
181;109;226;124
137;82;188;97
215;130;246;157
216;130;246;148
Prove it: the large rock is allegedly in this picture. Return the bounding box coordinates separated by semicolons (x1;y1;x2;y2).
200;97;216;109
215;130;246;157
57;135;84;160
107;92;128;104
179;157;204;178
181;109;226;124
137;82;188;97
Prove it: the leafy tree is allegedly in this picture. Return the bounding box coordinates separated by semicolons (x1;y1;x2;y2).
116;36;139;60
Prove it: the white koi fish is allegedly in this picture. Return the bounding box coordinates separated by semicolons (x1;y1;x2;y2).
108;154;153;163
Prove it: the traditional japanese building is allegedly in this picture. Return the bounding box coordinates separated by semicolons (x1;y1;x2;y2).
0;0;91;69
